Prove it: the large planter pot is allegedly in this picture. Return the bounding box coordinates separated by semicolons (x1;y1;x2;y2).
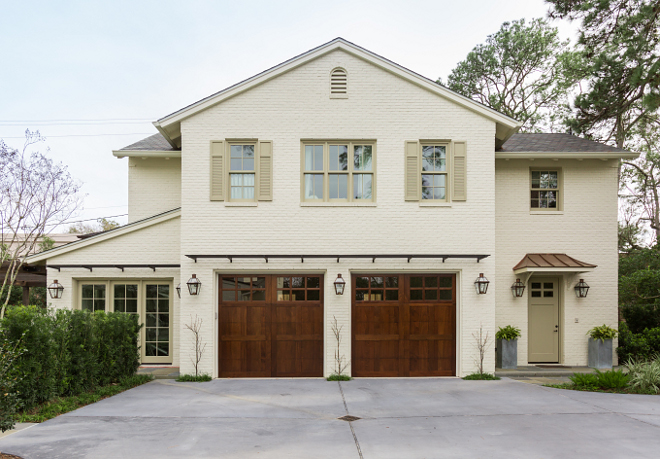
588;338;613;369
496;338;518;369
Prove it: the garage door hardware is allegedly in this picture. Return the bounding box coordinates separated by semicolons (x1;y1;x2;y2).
338;415;361;422
186;254;490;263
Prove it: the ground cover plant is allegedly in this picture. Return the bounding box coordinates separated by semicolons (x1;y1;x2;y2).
547;360;660;395
327;374;351;381
17;374;153;423
176;374;212;382
463;373;500;380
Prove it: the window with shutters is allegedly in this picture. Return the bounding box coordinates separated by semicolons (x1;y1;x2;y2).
404;140;467;203
330;68;348;99
301;141;376;202
209;140;273;203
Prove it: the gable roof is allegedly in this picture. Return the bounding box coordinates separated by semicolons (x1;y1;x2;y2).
497;133;638;159
26;208;181;264
152;38;521;149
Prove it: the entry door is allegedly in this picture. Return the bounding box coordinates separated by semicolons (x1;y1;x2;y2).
528;278;559;363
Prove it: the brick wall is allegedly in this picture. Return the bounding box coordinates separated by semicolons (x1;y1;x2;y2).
128;157;181;222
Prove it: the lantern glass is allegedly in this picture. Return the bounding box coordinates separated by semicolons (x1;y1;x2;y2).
187;274;202;296
47;280;64;299
574;279;590;298
511;278;525;298
474;273;490;295
334;274;346;295
176;283;181;298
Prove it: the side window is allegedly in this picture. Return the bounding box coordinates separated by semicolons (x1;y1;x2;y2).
421;145;447;201
530;169;561;210
209;140;273;202
405;141;466;203
81;284;106;311
301;141;375;202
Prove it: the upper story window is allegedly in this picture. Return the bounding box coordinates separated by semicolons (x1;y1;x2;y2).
301;141;376;202
330;68;348;98
404;140;467;203
530;169;561;210
230;144;256;200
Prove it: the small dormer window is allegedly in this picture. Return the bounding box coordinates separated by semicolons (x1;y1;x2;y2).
330;68;347;98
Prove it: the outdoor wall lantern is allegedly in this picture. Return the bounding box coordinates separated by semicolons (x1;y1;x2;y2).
334;274;346;295
47;280;64;299
474;273;490;295
176;283;181;298
186;274;202;296
574;279;590;298
511;278;525;298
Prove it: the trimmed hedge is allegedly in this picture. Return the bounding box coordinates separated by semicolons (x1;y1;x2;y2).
0;306;142;411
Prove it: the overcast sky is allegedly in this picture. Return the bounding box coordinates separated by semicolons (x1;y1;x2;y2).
1;0;577;230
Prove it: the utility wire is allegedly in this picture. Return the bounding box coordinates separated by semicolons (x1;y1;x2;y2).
0;118;154;125
0;133;155;139
46;213;128;227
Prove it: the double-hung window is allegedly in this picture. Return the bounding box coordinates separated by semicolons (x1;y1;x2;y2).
530;169;561;210
229;144;256;200
404;140;467;203
302;141;376;202
421;144;448;200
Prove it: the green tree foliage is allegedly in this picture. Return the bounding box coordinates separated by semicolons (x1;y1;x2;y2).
68;218;120;235
441;18;581;132
547;0;660;148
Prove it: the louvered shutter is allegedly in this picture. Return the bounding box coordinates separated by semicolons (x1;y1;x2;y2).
404;141;420;201
210;141;224;201
257;140;273;201
452;141;467;201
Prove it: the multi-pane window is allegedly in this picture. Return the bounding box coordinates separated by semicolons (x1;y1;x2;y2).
221;277;266;301
530;282;554;298
276;276;321;301
230;144;255;200
410;275;453;301
302;141;375;202
421;145;447;200
531;170;559;209
145;284;170;358
81;284;106;311
114;284;138;315
355;276;399;301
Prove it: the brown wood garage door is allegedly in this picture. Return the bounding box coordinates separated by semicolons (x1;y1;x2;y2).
218;275;323;377
352;274;456;377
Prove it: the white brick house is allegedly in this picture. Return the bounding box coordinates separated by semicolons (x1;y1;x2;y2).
27;38;637;377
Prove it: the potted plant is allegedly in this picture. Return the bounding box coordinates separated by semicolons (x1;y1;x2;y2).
587;325;618;369
496;325;521;369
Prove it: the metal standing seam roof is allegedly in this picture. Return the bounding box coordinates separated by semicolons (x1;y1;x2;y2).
513;254;597;271
499;133;630;153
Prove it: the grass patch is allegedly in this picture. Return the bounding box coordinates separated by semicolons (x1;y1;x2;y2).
463;372;500;380
327;374;352;381
17;374;153;423
176;374;212;382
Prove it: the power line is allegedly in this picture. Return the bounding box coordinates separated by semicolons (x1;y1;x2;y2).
0;133;155;139
46;213;128;227
0;118;154;125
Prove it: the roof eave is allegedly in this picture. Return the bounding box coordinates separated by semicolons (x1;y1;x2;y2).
496;151;639;160
514;266;596;275
112;150;182;159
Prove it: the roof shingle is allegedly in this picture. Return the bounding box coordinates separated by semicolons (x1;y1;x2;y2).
500;133;629;153
119;133;178;151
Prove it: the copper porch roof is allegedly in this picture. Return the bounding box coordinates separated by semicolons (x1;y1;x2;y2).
513;254;597;271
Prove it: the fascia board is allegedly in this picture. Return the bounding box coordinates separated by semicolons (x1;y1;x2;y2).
112;150;182;159
26;209;181;264
513;267;596;275
496;152;639;160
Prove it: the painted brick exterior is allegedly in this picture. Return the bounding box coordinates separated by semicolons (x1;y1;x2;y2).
128;157;181;222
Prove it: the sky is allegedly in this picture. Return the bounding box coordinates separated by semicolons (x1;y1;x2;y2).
0;0;578;231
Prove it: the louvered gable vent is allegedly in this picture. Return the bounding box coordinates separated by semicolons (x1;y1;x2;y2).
330;68;347;98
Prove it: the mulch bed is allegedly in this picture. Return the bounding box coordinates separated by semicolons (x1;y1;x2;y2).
0;453;23;459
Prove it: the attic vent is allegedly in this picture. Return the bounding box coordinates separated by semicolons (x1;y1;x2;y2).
330;68;348;98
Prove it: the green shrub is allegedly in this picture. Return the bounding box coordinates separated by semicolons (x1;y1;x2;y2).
327;374;351;381
594;369;629;390
496;325;521;341
617;323;660;362
569;372;599;388
626;357;660;394
463;373;500;380
0;330;25;432
176;374;212;382
620;303;660;334
0;306;141;411
587;324;618;342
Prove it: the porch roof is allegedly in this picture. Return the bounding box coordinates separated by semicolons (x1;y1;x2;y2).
513;253;596;275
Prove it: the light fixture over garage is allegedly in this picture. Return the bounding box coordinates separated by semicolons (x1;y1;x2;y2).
47;279;64;299
334;274;346;295
187;274;202;295
574;279;590;298
511;278;525;298
474;273;490;294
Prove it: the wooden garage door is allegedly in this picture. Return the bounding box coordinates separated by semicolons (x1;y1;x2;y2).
352;274;456;377
218;275;323;377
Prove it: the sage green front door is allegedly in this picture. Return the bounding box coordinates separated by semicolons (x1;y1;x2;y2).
528;278;559;363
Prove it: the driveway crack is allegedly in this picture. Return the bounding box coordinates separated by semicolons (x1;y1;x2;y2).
338;381;364;459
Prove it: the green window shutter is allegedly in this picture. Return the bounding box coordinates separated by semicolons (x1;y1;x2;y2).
210;141;224;201
405;141;420;201
257;141;273;201
452;141;467;201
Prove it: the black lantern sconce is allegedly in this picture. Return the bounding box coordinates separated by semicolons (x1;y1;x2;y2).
187;274;202;295
574;279;590;298
334;274;346;295
511;278;525;298
474;273;490;295
47;280;64;299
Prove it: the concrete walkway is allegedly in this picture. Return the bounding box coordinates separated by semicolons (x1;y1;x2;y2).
1;377;660;458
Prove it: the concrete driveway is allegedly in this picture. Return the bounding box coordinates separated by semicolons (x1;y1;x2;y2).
1;378;660;458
